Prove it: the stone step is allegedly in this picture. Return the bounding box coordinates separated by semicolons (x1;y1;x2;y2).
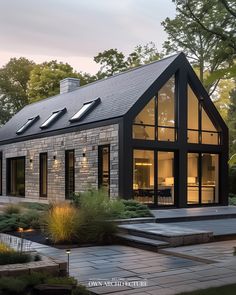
118;223;213;247
115;233;169;252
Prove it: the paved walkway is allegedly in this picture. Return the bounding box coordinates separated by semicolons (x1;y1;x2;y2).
27;239;236;295
152;206;236;221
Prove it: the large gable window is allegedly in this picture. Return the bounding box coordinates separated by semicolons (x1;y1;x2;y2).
16;116;39;135
187;85;220;144
133;76;176;141
70;98;101;122
40;108;66;129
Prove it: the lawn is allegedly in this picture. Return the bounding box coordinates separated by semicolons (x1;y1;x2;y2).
179;284;236;295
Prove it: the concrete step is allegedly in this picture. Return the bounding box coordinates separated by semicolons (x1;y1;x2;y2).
118;223;213;247
115;233;169;252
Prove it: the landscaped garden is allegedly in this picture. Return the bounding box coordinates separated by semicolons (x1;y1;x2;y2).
0;189;153;246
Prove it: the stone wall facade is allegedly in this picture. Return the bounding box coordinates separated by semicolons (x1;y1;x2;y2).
0;124;119;202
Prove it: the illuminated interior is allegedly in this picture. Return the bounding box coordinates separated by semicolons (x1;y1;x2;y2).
133;76;176;142
187;85;219;144
187;153;219;204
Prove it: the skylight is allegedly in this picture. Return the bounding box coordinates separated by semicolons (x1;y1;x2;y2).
70;98;101;122
16;116;39;135
40;108;67;129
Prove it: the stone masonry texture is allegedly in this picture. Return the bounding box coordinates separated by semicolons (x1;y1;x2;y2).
0;124;119;202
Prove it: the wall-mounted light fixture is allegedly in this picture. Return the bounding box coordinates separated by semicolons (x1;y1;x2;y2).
53;155;57;160
82;152;86;158
29;158;33;163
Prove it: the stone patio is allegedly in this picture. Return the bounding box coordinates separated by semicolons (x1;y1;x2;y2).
26;238;236;295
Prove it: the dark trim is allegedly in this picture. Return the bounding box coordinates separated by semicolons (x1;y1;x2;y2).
39;153;47;198
70;97;101;122
40;108;67;129
6;156;25;197
65;150;75;199
0;117;123;146
98;145;110;195
16;115;40;135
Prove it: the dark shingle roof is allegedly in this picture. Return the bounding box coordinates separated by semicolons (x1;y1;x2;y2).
0;53;180;143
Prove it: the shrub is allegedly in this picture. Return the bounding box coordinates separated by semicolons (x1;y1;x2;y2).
75;190;119;244
3;204;21;215
44;202;77;243
0;251;33;265
0;276;27;294
20;202;49;211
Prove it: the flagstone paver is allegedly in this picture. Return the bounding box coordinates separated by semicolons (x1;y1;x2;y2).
7;236;236;295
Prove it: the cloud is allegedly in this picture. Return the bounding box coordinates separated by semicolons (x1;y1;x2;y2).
0;0;175;72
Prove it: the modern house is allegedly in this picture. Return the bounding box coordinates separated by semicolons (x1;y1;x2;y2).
0;53;228;207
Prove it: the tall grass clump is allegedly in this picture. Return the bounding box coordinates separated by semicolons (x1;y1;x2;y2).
45;203;77;243
75;189;123;244
3;204;21;215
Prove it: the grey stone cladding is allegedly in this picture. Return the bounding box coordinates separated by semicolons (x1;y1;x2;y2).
0;124;119;202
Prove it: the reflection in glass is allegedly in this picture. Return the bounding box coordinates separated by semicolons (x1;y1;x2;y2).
201;154;219;203
98;146;110;195
65;150;75;199
187;153;199;204
40;153;47;198
157;152;174;205
158;127;175;142
133;150;154;204
158;77;175;127
7;158;25;197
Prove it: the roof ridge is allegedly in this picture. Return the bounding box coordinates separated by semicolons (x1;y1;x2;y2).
26;53;181;108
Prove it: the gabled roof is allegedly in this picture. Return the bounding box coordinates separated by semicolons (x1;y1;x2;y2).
0;53;180;144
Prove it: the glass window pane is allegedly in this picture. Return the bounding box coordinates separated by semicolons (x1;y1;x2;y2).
65;150;75;199
201;131;219;145
133;125;155;140
187;153;199;204
188;86;199;130
158;76;175;127
98;146;110;195
7;158;25;197
158;127;175;142
201;154;219;203
134;98;155;125
133;150;154;205
157;152;174;206
202;108;217;132
71;102;93;121
187;130;199;143
40;153;47;197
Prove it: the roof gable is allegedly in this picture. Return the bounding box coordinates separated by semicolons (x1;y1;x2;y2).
0;53;180;143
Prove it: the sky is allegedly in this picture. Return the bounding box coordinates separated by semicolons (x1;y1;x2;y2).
0;0;175;74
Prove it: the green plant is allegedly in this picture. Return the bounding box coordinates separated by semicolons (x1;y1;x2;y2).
118;199;153;218
0;277;27;294
3;204;21;215
75;190;118;244
20;202;49;211
0;251;32;265
72;285;92;295
44;202;77;243
46;276;77;286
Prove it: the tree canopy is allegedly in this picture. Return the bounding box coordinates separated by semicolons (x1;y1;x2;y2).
0;57;35;125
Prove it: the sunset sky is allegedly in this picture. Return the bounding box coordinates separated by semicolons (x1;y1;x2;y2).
0;0;175;74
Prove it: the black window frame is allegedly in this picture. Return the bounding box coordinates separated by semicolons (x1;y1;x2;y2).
132;74;178;142
6;156;25;197
16;115;40;135
187;152;220;205
40;108;67;129
70;97;101;123
39;153;48;198
65;150;75;199
0;152;2;196
98;145;110;195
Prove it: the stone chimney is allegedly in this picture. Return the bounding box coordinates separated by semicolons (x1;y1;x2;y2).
60;78;80;94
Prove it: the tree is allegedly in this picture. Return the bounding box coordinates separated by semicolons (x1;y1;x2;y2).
94;43;161;78
94;49;127;77
161;0;235;94
27;61;84;102
127;42;162;68
0;57;35;125
228;84;236;156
